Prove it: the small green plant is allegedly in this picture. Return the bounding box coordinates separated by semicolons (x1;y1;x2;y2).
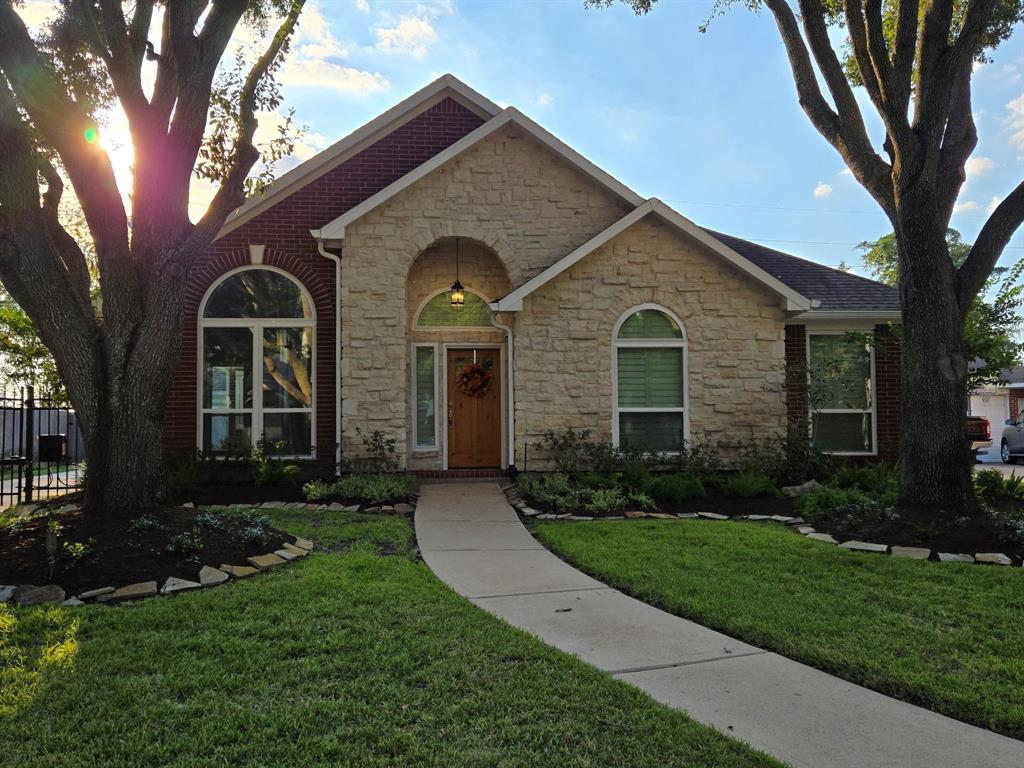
586;488;625;515
303;473;417;505
196;510;225;529
252;437;302;486
349;428;399;473
628;491;657;511
536;429;594;477
62;540;91;561
239;509;273;545
975;469;1024;501
648;473;706;507
166;528;202;555
127;513;160;534
719;470;778;499
581;471;620;491
164;449;200;497
830;463;898;500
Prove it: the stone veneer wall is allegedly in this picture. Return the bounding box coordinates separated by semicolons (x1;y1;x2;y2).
513;215;788;469
340;124;634;462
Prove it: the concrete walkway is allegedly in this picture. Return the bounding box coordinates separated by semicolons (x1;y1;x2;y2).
416;481;1024;768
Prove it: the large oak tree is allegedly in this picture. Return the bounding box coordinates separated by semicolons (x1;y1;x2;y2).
598;0;1024;514
0;0;306;516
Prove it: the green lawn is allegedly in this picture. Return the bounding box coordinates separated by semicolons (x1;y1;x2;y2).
535;519;1024;740
1;508;785;768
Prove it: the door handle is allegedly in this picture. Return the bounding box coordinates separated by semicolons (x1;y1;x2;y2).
448;402;454;426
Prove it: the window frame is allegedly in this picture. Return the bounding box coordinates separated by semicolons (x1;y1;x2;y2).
411;342;441;452
805;330;877;457
611;304;690;453
413;287;495;331
197;265;316;459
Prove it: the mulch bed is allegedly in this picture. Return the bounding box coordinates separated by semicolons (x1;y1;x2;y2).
0;502;292;595
519;487;1024;560
177;483;307;506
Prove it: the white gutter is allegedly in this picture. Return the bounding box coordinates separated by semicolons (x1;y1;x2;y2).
489;311;516;471
316;239;343;474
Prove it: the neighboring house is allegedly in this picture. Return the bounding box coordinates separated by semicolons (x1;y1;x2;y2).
970;367;1024;463
164;75;901;473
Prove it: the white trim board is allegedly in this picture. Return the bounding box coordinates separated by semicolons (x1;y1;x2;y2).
218;75;501;239
312;107;646;242
491;199;813;313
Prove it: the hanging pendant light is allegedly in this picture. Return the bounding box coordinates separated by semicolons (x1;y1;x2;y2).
449;237;465;309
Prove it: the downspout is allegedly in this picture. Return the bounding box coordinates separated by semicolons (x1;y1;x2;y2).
316;239;342;475
489;311;516;473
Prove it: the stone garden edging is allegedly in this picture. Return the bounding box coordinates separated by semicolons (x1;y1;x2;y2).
500;482;1021;568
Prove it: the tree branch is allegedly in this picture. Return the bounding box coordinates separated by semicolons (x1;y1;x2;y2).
0;3;130;271
958;182;1024;310
936;70;977;223
763;0;894;213
191;1;306;246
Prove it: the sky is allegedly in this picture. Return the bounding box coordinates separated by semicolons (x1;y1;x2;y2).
17;0;1024;276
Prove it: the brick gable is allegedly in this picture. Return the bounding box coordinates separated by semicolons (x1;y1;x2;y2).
165;97;487;453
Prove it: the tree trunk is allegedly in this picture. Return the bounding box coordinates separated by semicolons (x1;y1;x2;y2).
895;214;976;515
81;398;168;518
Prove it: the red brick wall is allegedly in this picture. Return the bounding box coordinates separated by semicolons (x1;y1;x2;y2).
873;323;900;461
164;97;486;454
784;324;808;428
1010;392;1021;421
784;322;901;461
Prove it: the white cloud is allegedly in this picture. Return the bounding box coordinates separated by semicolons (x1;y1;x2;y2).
953;200;979;214
965;156;995;180
293;4;348;60
375;15;438;60
279;60;389;94
254;111;328;162
838;167;854;177
536;92;554;107
986;196;1003;215
355;0;370;11
1006;95;1024;152
813;182;833;199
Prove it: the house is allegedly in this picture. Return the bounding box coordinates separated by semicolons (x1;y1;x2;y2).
970;367;1024;463
164;75;901;473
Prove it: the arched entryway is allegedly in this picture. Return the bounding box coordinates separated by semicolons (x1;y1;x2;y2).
406;238;512;470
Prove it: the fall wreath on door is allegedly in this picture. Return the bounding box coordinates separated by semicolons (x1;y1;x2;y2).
455;361;493;398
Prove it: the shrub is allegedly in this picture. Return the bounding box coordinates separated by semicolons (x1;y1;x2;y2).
797;486;874;520
740;432;833;486
830;463;898;500
671;438;723;477
648;473;706;507
620;460;652;492
719;470;778;499
346;428;399;473
239;509;273;545
586;488;625;515
164;449;199;496
581;471;620;491
536;429;594;477
628;491;657;511
196;510;225;529
974;469;1024;501
252;437;301;486
517;472;588;512
304;473;417;505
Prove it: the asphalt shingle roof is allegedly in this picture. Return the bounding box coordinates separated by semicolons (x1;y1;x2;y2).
704;229;901;313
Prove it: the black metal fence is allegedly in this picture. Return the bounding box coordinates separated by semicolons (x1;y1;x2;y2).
0;385;85;509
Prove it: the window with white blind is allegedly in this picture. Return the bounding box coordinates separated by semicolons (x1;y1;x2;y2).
613;306;688;453
807;333;875;454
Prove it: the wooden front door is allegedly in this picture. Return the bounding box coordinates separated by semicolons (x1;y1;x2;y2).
447;348;501;468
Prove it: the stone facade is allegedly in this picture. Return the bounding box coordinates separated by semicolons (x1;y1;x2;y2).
340;123;634;464
514;215;788;468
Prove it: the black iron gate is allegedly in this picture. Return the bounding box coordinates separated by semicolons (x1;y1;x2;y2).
0;386;85;509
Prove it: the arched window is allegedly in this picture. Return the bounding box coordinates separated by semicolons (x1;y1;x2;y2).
613;306;688;453
199;267;314;457
415;290;492;328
